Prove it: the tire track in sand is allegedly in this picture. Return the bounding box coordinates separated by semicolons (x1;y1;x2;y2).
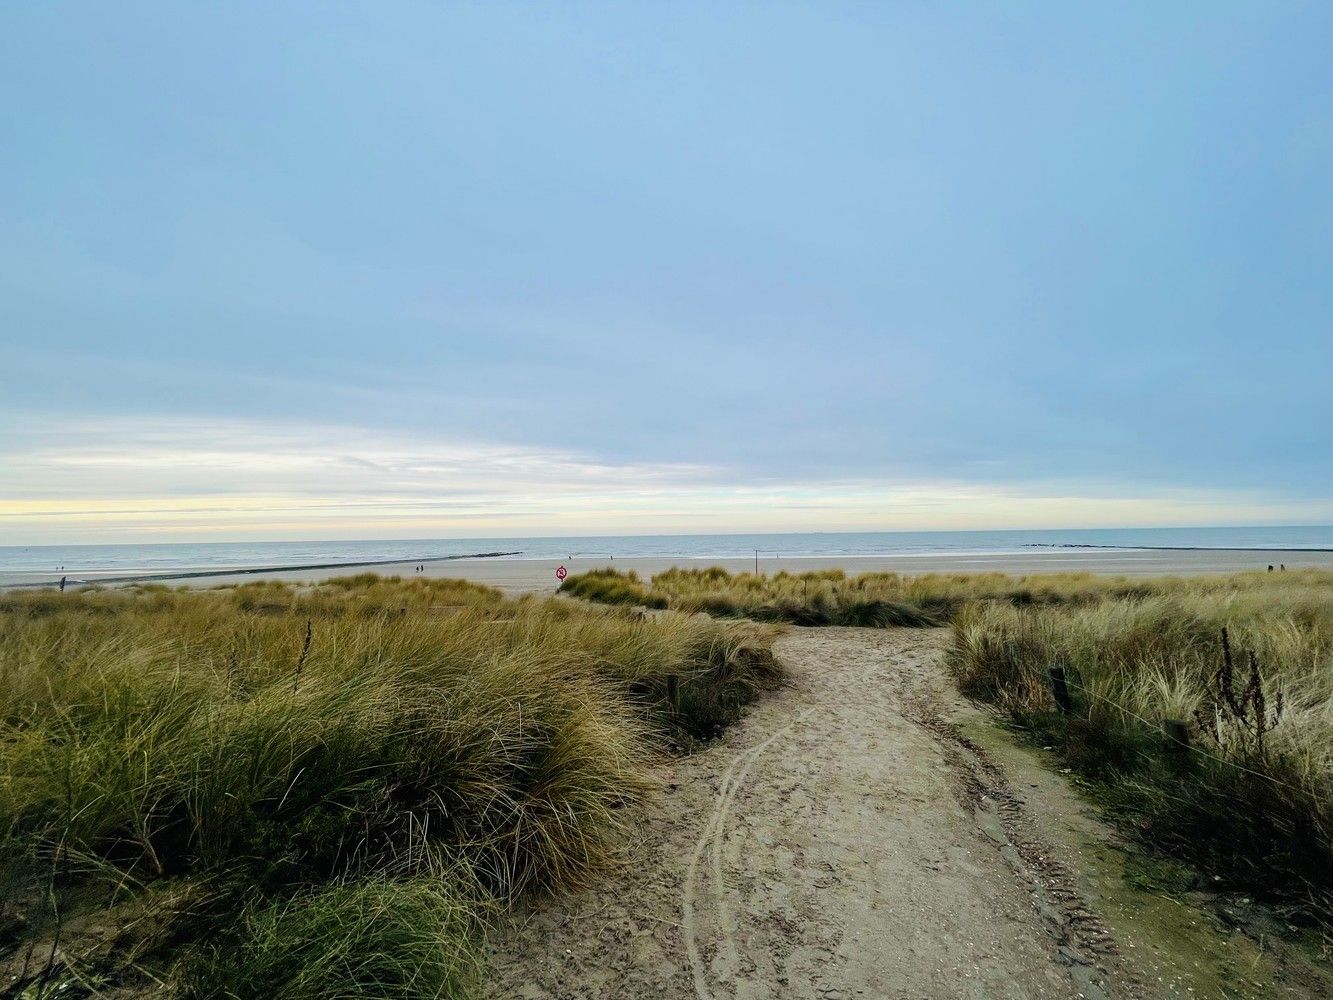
698;659;896;996
682;708;813;1000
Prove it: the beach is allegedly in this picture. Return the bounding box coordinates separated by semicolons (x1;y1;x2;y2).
6;546;1333;594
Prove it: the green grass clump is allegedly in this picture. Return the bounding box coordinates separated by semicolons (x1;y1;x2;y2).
564;566;1333;634
949;574;1333;923
0;576;780;997
181;879;482;1000
559;568;667;608
563;567;949;625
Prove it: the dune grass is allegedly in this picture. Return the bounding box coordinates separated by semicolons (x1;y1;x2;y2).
950;571;1333;924
563;567;942;625
180;878;483;1000
0;576;780;997
8;565;1330;986
558;568;667;609
560;565;1265;626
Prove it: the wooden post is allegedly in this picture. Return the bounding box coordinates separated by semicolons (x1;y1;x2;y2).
665;675;680;714
1164;718;1190;752
1048;664;1072;714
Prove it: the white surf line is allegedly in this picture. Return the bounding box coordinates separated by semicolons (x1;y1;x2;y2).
3;551;523;590
683;708;813;1000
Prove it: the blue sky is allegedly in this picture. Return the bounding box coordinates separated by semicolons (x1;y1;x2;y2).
2;3;1331;542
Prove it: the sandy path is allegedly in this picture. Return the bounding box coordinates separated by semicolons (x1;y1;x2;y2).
486;628;1127;1000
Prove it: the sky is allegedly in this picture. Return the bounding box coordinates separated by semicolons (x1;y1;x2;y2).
2;2;1331;544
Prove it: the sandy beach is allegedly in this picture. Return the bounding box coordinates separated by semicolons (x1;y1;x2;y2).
6;547;1332;594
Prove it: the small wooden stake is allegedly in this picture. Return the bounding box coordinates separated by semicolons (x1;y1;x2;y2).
1164;718;1190;752
1048;664;1072;714
293;619;312;694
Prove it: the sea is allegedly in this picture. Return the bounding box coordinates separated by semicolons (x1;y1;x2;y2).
2;526;1332;576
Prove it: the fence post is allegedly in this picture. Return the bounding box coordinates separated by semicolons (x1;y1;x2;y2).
1164;718;1190;753
1048;664;1072;714
665;675;680;714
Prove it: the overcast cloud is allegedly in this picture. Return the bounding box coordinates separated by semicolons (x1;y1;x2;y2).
2;3;1330;541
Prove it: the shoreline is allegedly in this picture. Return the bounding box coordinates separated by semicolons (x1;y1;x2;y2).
5;546;1333;595
2;551;521;590
1030;543;1333;552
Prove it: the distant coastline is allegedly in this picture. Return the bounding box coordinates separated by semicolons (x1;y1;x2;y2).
9;551;521;589
1026;543;1333;552
5;527;1333;589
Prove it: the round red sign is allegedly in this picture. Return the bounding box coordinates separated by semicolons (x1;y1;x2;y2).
555;565;568;581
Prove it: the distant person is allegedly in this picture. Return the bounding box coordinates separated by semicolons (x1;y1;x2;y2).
1268;564;1274;572
59;576;67;592
1281;563;1286;571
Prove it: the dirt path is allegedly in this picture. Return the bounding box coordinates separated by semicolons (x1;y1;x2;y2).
486;628;1131;999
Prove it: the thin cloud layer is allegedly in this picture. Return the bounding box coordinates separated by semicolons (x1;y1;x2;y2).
2;417;1326;543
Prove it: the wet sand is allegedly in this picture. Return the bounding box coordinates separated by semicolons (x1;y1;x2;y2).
6;548;1331;594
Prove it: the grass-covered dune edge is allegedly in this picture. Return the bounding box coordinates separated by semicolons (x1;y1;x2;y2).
568;566;1333;927
0;576;780;998
951;576;1333;929
560;564;1307;626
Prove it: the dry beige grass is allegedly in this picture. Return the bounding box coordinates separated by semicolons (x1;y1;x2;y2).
950;572;1333;922
0;575;781;998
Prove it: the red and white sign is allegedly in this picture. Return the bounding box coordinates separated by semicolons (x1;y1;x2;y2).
555;565;568;581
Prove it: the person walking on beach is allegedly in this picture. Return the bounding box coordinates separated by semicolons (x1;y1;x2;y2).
59;576;67;592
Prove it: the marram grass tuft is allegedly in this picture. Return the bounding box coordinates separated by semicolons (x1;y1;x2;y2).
949;573;1333;923
0;576;780;997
